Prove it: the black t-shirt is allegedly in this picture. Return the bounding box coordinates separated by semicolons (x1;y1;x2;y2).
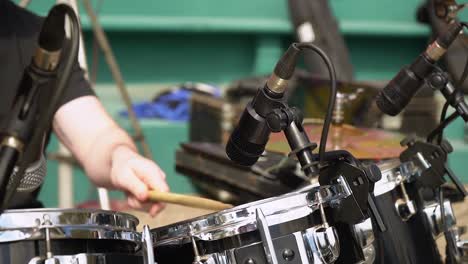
1;0;95;208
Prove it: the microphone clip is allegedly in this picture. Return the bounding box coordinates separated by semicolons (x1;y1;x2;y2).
399;136;467;197
427;68;468;121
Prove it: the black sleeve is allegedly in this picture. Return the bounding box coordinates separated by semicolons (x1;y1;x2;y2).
57;59;96;109
6;1;96;109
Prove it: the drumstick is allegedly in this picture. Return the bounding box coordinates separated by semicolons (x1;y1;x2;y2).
148;190;233;211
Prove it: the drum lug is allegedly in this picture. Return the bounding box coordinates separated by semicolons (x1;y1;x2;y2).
394;181;416;221
352;218;376;264
303;226;340;263
42;214;60;264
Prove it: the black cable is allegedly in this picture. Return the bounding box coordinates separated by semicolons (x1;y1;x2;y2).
428;111;460;143
437;22;468;144
1;4;80;209
437;101;450;144
296;42;337;165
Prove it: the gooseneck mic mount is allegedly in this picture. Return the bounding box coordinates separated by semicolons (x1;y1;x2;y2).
226;42;338;174
226;43;387;238
0;4;81;210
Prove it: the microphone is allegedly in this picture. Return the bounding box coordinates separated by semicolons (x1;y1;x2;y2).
226;44;301;166
0;6;66;197
376;21;463;116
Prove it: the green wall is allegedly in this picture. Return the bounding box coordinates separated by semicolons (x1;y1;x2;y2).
23;0;431;83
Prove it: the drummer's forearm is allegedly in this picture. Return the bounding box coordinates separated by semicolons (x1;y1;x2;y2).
81;126;137;187
53;96;137;186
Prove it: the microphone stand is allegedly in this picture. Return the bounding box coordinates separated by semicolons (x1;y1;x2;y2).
0;4;80;211
265;101;387;263
0;67;53;204
398;68;468;261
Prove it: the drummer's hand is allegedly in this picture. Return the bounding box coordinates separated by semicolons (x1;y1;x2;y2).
110;145;170;216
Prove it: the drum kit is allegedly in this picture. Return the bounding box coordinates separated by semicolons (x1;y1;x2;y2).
1;79;467;263
1;78;468;264
1;154;465;263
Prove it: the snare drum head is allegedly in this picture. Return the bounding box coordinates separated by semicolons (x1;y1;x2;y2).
0;208;140;244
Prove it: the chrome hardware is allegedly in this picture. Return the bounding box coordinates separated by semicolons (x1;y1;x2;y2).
423;200;456;238
191;234;203;264
152;183;350;246
142;225;156;264
304;226;340;264
353;218;376;264
332;89;364;125
30;253;142;264
457;238;468;262
394;178;416;221
415;152;431;170
256;208;279;264
0;208;140;244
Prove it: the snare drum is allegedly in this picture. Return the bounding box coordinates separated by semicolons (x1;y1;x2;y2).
152;181;353;264
0;208;148;263
372;159;444;264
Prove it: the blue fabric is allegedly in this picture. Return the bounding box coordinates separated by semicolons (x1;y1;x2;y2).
120;85;220;121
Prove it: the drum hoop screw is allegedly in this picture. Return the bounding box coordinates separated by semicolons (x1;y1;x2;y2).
282;248;295;261
244;258;256;264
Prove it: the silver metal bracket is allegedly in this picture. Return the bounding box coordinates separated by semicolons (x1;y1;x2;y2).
142;225;156;264
256;208;279;264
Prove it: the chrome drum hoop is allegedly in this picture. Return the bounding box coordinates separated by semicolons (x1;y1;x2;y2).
152;179;352;247
374;159;420;197
0;208;140;244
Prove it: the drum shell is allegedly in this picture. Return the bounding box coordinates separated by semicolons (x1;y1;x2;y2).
0;239;140;263
0;209;143;263
372;186;442;264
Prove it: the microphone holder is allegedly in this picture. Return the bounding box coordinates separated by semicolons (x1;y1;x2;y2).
427;68;468;121
264;103;385;230
400;135;467;196
265;105;319;177
0;66;53;204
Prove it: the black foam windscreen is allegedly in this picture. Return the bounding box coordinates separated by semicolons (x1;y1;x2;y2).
376;67;424;116
225;127;265;166
38;6;66;52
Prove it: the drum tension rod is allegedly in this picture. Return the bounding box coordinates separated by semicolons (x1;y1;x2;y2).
41;214;58;264
190;225;204;264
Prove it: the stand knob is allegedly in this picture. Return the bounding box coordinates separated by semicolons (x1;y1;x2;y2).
363;164;382;183
400;135;417;147
440;139;454;153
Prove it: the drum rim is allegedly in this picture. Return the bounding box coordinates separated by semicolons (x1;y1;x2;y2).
0;208;140;243
152;182;350;246
374;158;404;197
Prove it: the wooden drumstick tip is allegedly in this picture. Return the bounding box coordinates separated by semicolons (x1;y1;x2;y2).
148;190;233;211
